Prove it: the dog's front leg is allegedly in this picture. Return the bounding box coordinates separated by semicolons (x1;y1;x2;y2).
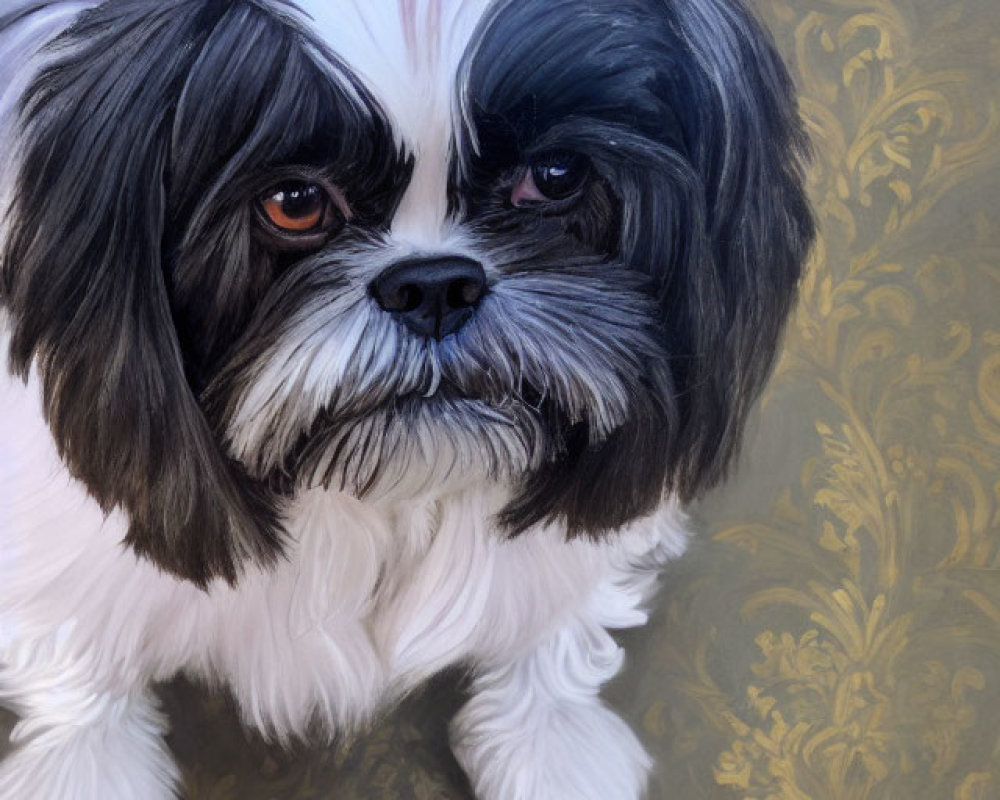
0;631;178;800
450;611;651;800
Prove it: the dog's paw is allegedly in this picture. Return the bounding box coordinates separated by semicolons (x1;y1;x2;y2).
0;713;180;800
451;696;651;800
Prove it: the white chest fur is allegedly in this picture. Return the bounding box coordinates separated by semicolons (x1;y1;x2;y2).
0;353;686;742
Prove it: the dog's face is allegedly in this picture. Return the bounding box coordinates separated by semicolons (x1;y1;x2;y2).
0;0;813;585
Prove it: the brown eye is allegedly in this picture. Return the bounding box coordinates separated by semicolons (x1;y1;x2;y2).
260;182;331;232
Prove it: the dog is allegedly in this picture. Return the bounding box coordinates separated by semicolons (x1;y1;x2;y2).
0;0;813;797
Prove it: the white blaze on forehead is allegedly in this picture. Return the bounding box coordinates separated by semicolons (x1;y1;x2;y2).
290;0;493;250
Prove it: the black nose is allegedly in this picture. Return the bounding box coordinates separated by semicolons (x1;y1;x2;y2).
370;256;487;340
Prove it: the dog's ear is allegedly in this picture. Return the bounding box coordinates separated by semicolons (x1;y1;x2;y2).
650;0;814;501
491;0;814;534
0;1;285;586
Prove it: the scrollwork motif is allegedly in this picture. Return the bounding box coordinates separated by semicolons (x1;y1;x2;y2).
644;1;1000;797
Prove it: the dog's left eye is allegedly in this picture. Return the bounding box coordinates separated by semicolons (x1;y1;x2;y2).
511;151;591;207
258;181;346;239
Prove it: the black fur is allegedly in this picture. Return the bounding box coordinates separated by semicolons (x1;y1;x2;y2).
457;0;814;531
1;0;813;584
0;0;399;585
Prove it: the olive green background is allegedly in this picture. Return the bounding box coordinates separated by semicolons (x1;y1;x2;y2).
3;0;1000;796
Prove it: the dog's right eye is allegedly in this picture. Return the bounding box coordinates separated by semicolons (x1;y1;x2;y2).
257;180;350;248
261;182;340;231
262;183;327;231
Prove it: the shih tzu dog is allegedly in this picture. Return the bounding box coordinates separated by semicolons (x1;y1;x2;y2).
0;0;813;797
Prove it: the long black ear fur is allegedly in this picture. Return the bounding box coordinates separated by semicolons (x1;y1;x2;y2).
658;0;815;501
470;0;815;532
0;0;285;586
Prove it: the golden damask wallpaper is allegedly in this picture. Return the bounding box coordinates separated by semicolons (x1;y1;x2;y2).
2;0;999;797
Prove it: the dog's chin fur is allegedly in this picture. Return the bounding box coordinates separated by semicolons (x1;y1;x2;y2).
0;1;813;797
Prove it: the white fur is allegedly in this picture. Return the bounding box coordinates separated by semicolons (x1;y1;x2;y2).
0;3;690;798
292;0;490;248
0;341;687;798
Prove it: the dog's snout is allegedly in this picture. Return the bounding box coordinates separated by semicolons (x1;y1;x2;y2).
370;256;487;340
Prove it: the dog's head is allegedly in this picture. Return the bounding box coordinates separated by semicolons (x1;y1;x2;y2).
0;0;813;585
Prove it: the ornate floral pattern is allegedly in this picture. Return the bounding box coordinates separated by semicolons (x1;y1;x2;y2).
635;1;1000;797
2;1;998;797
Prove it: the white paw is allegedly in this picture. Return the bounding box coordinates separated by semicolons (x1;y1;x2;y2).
452;697;651;800
0;706;180;800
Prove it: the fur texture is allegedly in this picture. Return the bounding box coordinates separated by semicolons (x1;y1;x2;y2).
0;1;812;797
